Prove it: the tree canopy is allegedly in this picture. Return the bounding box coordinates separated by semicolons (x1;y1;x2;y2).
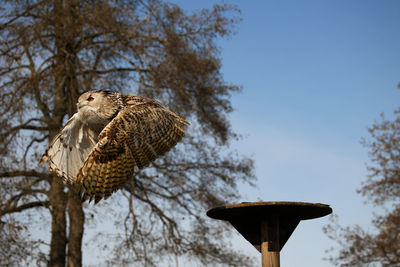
0;1;255;266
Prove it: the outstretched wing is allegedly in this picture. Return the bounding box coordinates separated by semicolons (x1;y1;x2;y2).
75;100;188;203
39;113;98;183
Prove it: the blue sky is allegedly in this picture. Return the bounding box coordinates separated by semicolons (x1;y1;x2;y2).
172;1;400;266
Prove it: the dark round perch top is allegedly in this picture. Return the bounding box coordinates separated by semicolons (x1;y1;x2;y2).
207;201;332;221
207;201;333;253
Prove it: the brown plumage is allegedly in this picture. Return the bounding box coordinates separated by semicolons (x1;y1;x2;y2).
40;90;188;203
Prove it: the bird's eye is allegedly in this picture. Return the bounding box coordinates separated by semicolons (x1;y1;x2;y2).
87;96;94;102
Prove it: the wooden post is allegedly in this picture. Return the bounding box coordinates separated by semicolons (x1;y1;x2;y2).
207;202;333;267
261;216;280;267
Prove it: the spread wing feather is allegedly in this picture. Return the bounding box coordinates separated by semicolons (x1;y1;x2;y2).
76;101;188;203
39;113;98;183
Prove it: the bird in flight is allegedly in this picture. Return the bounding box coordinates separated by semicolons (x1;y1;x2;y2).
40;90;188;203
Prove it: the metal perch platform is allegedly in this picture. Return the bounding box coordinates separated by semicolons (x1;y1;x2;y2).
207;201;332;267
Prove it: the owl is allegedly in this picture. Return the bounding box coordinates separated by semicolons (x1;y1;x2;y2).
40;90;188;203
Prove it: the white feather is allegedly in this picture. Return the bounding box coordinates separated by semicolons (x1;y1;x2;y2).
45;113;98;183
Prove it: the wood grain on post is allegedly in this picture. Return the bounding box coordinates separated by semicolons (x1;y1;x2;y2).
261;216;280;267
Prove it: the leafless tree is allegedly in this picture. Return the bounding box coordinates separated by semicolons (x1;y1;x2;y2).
0;1;256;266
324;106;400;266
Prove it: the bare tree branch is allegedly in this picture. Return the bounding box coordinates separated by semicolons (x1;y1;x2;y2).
0;201;50;217
0;170;51;180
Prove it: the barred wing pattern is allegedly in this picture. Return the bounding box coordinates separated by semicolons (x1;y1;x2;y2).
76;99;188;203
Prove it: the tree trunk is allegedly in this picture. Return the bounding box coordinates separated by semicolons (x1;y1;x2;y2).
53;0;83;265
67;190;84;267
49;179;68;267
48;1;69;265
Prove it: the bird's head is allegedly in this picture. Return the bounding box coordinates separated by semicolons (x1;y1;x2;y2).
77;90;120;124
77;90;106;112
